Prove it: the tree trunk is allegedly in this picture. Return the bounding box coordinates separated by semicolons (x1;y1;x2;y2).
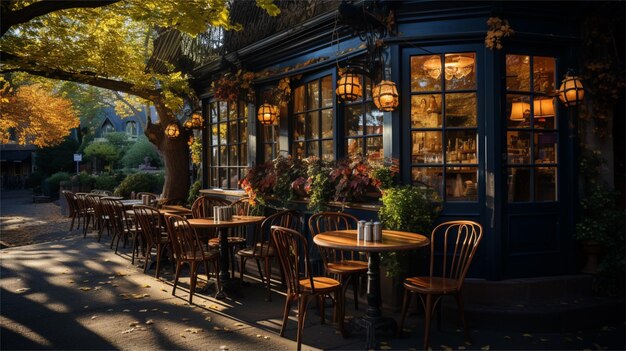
145;108;190;203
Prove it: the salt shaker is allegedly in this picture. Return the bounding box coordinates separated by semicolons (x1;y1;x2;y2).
364;222;372;242
357;220;366;241
373;221;381;242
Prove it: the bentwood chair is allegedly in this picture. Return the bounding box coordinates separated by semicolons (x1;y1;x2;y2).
61;190;80;231
191;195;231;218
75;192;95;237
309;212;367;310
136;192;159;206
100;197;136;254
237;209;300;301
271;225;345;351
133;205;172;278
164;214;221;303
85;194;109;241
397;220;483;350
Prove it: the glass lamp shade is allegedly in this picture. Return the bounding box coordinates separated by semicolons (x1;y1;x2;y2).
423;55;474;80
533;98;555;117
372;80;399;112
558;74;584;107
257;103;279;125
165;123;180;138
510;101;530;121
183;113;204;129
336;73;362;101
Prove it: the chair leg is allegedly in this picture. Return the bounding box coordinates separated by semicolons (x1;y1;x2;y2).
352;274;359;310
264;257;272;301
296;294;309;351
335;288;346;337
144;244;153;274
155;244;164;279
280;293;293;337
69;214;76;231
423;294;434;351
239;256;246;282
397;288;411;336
212;258;221;293
189;261;198;303
317;294;325;324
173;262;182;296
456;292;470;343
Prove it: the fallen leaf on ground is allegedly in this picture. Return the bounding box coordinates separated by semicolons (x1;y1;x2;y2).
481;346;490;351
129;322;140;327
540;338;548;342
112;284;119;287
162;311;169;314
205;317;212;322
185;328;201;334
263;336;269;340
83;306;88;309
182;318;190;322
15;288;29;293
161;288;168;292
256;334;261;338
122;328;135;334
223;327;230;331
143;285;151;288
234;323;244;327
180;334;186;338
82;280;89;283
146;320;154;325
91;315;98;320
107;309;114;312
380;346;392;350
523;333;533;338
139;309;147;313
123;309;130;312
440;345;451;351
79;287;92;291
213;326;222;331
67;280;75;284
151;308;158;311
142;294;149;298
116;272;127;276
219;346;228;350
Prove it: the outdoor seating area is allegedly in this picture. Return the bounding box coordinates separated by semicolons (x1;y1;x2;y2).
58;189;487;349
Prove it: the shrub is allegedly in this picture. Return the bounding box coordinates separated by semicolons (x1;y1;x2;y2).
84;141;119;171
43;172;71;198
26;172;44;189
113;172;162;198
121;136;162;169
187;180;202;207
93;174;119;192
36;137;79;176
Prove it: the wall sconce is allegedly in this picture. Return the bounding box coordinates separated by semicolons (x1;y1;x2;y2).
165;122;181;138
183;112;204;129
558;71;584;107
336;73;363;101
372;80;399;111
257;103;279;125
509;101;530;121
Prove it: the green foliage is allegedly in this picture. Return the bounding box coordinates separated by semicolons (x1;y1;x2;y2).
93;174;119;192
35;136;79;176
307;159;334;212
121;136;162;169
187;180;202;207
273;155;307;205
113;172;163;198
84;140;120;169
104;131;131;155
71;172;95;187
25;171;44;189
379;185;442;278
43;172;71;197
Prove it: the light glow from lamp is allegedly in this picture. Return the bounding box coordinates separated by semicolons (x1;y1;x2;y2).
257;103;279;125
533;98;555;117
165;123;180;138
372;80;399;112
510;101;530;121
423;55;475;80
336;73;362;101
558;74;584;107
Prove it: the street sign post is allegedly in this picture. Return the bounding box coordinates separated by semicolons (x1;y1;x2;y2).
74;153;82;174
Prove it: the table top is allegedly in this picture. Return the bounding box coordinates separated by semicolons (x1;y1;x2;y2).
120;199;143;207
187;215;265;228
313;229;430;253
159;205;192;215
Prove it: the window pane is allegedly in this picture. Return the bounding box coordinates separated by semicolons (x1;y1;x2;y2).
239;120;247;142
346;105;363;136
364;76;373;100
219;168;227;188
347;138;362;158
210;102;218;123
240;142;247;165
211;147;218;166
321;109;333;139
535;167;557;201
366;136;383;162
230;170;239;189
366;105;383;135
229;102;237;120
506;55;530;91
446;167;478;201
294;114;305;140
444;53;476;90
264;144;273;161
219;101;228;121
228;121;237;144
445;93;477;127
294;141;305;159
229;145;237;166
533;97;557;129
411;55;442;92
308;80;320;109
507;131;531;164
446;130;478;164
506;94;531;128
262;125;274;144
220;146;227;165
307;112;319;139
412;131;443;164
535;132;558;163
534;57;556;94
307;141;319;157
411;95;441;128
321;76;333;108
294;86;305;113
322;140;334;161
508;167;531;202
412;167;443;197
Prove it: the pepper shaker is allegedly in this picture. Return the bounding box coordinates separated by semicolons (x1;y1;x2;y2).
357;220;366;241
364;222;372;242
373;221;381;242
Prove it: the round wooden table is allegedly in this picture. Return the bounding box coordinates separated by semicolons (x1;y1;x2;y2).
313;229;430;348
188;215;265;299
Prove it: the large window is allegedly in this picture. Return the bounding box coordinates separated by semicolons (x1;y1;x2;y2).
292;75;334;160
207;101;248;189
125;121;138;138
344;75;384;161
409;52;478;201
505;55;558;202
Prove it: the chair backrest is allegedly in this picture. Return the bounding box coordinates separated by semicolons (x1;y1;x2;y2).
100;197;132;233
61;190;79;216
309;212;360;267
271;225;315;295
136;192;159;206
133;205;163;248
429;220;483;285
231;197;254;216
164;214;206;261
90;189;112;196
75;192;91;212
191;195;231;218
85;194;104;218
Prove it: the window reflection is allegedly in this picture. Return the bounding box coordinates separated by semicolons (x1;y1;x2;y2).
293;75;334;160
208;100;248;189
342;74;382;162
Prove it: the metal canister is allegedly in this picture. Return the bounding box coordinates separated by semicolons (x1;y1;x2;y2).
357;220;366;241
213;207;220;222
372;221;381;242
364;222;372;242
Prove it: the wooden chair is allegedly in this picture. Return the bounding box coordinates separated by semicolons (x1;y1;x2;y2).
85;194;109;242
75;192;95;237
191;195;231;218
61;190;80;231
100;197;136;254
271;225;345;351
397;220;483;350
136;192;159;206
133;205;172;278
308;212;367;311
237;209;300;301
164;214;221;303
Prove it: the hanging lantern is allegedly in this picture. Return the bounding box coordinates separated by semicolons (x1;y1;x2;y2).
257;103;279;125
183;113;204;129
558;72;584;107
336;73;362;101
509;101;530;121
188;135;194;146
372;80;399;112
164;123;180;138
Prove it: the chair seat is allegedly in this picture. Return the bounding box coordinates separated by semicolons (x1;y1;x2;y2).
327;260;368;275
299;276;341;293
403;276;460;294
236;242;274;257
208;237;246;246
179;249;219;261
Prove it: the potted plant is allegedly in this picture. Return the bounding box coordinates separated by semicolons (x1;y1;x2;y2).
272;155;307;205
330;155;373;204
305;157;335;212
239;161;275;206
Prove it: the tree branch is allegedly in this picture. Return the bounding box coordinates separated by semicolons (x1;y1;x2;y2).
1;0;121;37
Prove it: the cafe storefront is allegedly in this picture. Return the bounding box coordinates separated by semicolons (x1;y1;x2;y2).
193;1;589;280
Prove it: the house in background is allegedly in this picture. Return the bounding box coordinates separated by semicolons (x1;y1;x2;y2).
92;106;157;141
0;142;36;189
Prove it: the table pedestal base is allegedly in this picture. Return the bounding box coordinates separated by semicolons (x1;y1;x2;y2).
350;316;397;349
